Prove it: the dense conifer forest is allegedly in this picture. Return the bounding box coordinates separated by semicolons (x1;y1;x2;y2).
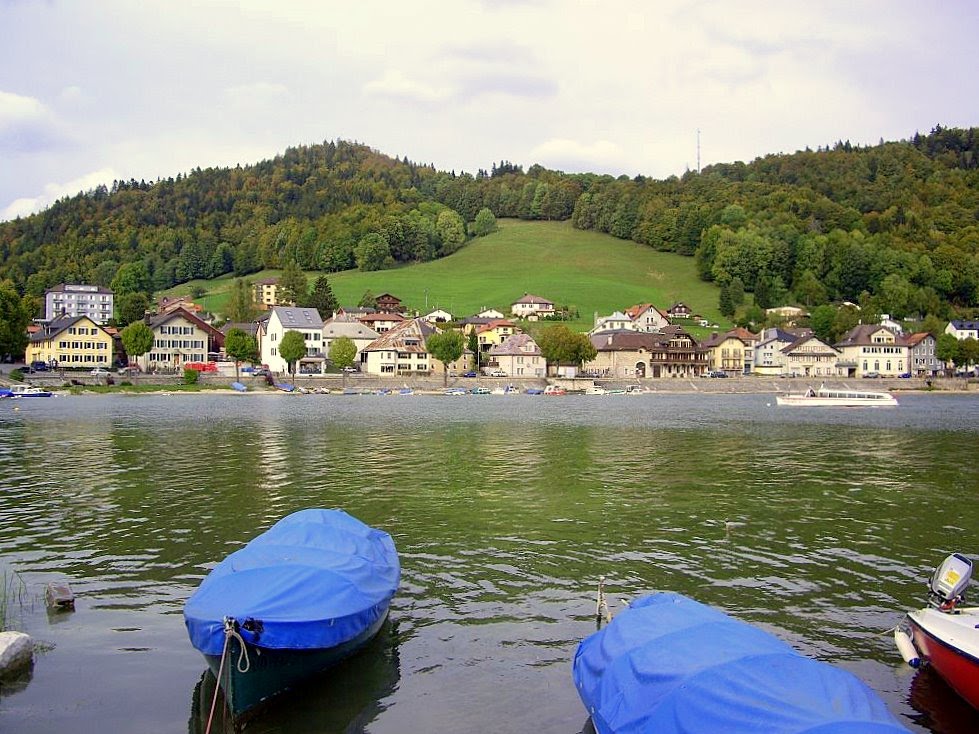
1;126;977;324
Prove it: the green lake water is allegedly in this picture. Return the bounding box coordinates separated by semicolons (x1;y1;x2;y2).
1;392;978;733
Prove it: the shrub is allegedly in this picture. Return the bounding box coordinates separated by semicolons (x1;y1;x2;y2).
183;368;200;385
9;369;23;382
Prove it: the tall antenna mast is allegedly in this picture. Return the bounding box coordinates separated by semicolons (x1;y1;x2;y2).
696;128;701;173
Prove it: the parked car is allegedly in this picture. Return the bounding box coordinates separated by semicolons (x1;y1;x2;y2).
862;371;881;379
342;366;359;373
462;371;478;378
489;370;507;377
708;371;728;378
898;372;912;378
30;360;49;372
90;367;110;376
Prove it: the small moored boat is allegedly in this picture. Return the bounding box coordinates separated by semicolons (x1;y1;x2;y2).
776;383;897;407
896;553;979;711
9;384;53;398
574;591;909;734
183;509;400;720
470;386;490;395
543;385;566;396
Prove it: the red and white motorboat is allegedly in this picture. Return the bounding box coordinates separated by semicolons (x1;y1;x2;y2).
895;553;979;711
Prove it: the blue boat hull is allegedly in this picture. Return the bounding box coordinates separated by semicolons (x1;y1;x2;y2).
204;606;390;719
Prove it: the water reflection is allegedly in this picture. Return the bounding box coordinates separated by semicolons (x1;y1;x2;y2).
906;665;979;734
1;394;978;733
188;620;401;734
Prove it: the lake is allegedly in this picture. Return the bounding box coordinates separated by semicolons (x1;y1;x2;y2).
1;392;978;733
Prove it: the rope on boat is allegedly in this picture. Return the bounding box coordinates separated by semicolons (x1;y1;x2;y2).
203;618;252;734
596;576;612;628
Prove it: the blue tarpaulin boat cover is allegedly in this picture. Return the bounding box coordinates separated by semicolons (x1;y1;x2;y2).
184;509;399;655
573;592;910;734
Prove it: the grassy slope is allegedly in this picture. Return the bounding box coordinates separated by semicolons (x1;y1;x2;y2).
165;220;726;334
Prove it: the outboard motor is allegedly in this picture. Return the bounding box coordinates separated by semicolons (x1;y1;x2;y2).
928;553;972;611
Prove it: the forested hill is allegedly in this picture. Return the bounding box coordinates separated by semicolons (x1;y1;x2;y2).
1;126;978;321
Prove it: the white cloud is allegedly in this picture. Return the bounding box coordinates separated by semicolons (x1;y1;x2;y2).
529;139;627;173
363;70;452;104
0;90;47;126
223;82;290;109
1;168;118;221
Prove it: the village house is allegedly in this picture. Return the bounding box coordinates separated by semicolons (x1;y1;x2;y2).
726;327;760;374
321;314;380;365
700;332;746;374
458;316;496;334
374;293;403;314
361;318;439;376
752;327;810;375
834;325;908;377
906;332;941;376
475;319;520;354
253;277;286;308
158;295;203;315
666;302;691;319
422;308;453;324
652;326;709;378
357;312;405;334
141;307;225;372
586;327;708;378
44;283;114;324
486;333;545;378
477;307;505;319
586;331;659;379
510;293;555;321
780;334;842;377
589;311;636;334
765;306;808;326
27;314;114;369
879;314;903;334
945;319;979;340
625;303;670;332
258;306;325;374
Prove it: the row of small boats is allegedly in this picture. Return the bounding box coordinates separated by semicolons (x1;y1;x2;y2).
183;509;976;729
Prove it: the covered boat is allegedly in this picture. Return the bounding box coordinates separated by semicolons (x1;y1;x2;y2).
183;509;399;719
897;553;979;711
573;592;909;734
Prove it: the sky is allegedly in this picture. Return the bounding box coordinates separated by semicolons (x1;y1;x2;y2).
1;0;977;222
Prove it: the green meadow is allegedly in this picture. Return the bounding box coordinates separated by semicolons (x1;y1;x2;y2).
165;219;726;334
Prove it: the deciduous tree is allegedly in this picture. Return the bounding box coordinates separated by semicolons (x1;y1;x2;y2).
279;330;307;383
426;329;465;386
120;321;154;366
328;336;357;387
224;328;259;382
0;280;29;361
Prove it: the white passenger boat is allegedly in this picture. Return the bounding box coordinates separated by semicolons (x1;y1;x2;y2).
775;383;897;407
